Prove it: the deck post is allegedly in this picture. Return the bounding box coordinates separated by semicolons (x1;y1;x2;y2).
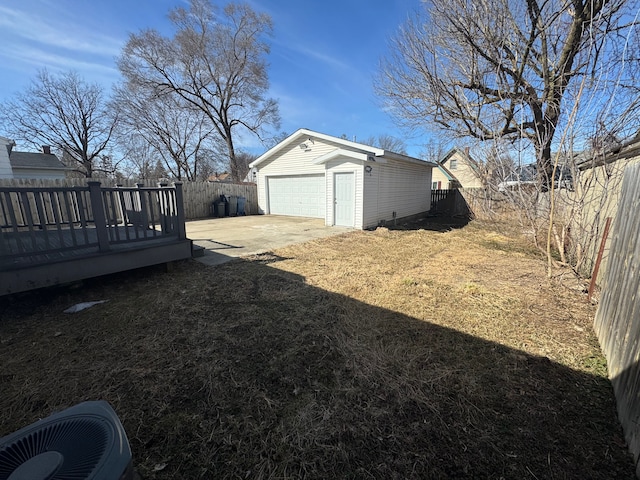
157;182;170;234
136;183;150;228
88;181;110;252
173;182;186;240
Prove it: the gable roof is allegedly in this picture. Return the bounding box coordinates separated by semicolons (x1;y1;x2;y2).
440;147;461;165
207;172;232;182
435;164;456;181
250;128;435;168
10;151;66;170
576;132;640;171
440;147;479;170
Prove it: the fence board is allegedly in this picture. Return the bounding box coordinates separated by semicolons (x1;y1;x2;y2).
180;181;258;219
593;162;640;477
0;179;258;221
431;189;474;218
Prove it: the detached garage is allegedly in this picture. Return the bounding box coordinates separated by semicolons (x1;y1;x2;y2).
249;129;436;229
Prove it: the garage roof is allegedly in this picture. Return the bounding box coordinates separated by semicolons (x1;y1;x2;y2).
250;128;436;169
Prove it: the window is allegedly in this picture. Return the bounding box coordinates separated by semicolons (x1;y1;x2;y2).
449;159;458;170
432;181;441;189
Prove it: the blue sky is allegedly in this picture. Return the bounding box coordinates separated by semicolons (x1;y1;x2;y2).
0;0;435;157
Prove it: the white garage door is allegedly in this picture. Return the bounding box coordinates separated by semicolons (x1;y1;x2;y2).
268;175;325;218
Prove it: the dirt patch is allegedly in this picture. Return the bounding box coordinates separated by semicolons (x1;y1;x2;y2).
0;219;632;478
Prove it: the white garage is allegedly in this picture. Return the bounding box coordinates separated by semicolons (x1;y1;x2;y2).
249;129;435;229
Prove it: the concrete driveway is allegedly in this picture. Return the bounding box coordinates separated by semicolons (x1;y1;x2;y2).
186;215;353;266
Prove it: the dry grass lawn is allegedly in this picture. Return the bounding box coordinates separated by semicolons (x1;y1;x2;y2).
0;218;634;479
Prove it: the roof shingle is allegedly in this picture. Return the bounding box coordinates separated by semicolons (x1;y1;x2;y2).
9;151;66;170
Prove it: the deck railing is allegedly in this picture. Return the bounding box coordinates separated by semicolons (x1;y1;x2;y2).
0;182;186;264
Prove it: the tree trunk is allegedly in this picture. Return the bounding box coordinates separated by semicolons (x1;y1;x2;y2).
225;130;238;182
535;116;557;191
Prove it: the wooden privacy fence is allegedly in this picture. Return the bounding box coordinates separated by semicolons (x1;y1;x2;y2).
431;188;454;207
0;179;259;221
180;182;258;219
430;189;473;218
593;162;640;477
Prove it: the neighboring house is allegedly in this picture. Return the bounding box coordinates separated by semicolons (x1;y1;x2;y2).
431;147;483;189
0;137;13;178
0;137;68;179
243;167;257;183
249;128;435;229
207;172;233;183
431;164;458;190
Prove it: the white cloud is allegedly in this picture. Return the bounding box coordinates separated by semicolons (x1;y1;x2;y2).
0;44;119;77
271;36;354;74
0;5;123;58
290;45;351;71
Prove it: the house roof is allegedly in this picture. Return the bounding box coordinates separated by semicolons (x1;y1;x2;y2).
435;164;456;181
10;151;67;171
250;128;435;169
440;147;479;171
207;172;231;182
576;132;640;171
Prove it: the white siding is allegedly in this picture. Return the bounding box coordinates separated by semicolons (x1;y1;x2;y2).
12;168;66;180
255;139;338;215
363;165;378;227
362;159;432;229
0;140;13;179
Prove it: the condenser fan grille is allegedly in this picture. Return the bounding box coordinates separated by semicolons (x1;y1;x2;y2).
0;401;133;480
0;418;108;479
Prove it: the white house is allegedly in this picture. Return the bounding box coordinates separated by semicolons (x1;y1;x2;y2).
0;136;14;178
249;129;435;229
0;137;68;179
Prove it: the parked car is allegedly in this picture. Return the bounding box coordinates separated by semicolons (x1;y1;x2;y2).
497;164;573;192
497;165;537;192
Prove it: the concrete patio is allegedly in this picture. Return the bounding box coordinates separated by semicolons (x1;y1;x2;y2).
186;215;353;266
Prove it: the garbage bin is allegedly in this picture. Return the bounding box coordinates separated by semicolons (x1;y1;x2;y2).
237;196;247;215
218;195;229;216
214;200;226;218
227;195;238;216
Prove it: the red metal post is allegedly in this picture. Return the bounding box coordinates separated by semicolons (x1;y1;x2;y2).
588;216;612;302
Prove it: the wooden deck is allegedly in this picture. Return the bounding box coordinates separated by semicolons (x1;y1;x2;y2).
1;182;193;295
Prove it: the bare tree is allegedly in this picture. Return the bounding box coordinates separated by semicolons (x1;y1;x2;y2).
114;134;155;180
113;85;218;181
234;151;258;181
118;0;280;181
1;70;116;177
264;131;289;149
421;142;449;164
363;134;408;154
377;0;640;189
